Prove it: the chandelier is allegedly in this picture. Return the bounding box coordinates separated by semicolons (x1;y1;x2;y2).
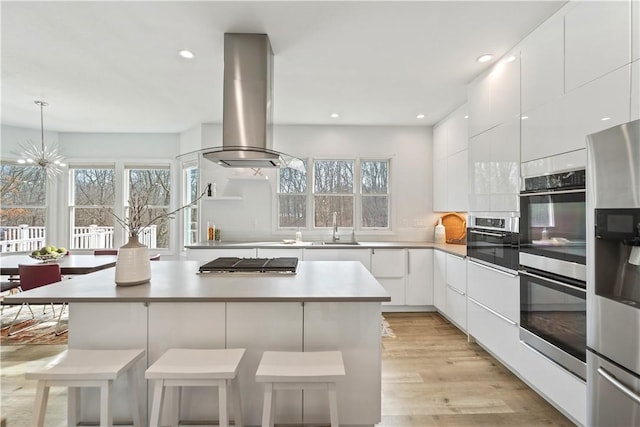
17;100;66;178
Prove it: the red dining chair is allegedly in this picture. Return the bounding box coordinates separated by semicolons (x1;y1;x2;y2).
6;264;62;336
94;249;118;255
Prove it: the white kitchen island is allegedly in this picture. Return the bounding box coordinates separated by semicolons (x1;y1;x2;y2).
5;260;390;427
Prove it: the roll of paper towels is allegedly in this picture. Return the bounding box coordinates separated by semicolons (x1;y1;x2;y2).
435;218;446;244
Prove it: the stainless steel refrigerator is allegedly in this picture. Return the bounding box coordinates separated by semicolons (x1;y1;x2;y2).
586;119;640;426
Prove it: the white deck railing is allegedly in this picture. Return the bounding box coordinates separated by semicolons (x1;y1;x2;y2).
0;224;158;252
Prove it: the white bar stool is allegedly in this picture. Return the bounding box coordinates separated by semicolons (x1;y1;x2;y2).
255;351;345;427
26;348;145;427
145;348;245;427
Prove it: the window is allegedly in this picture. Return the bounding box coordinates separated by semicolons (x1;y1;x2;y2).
314;160;354;227
277;161;307;228
361;160;389;228
183;165;199;245
126;166;171;249
0;164;47;252
69;167;116;249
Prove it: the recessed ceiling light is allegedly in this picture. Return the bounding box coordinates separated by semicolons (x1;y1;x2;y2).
464;115;469;119
477;54;493;63
178;50;195;59
416;114;425;119
521;116;529;120
505;55;516;63
601;117;611;121
330;113;340;118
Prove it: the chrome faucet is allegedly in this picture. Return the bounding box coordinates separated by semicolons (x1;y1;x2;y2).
332;211;339;242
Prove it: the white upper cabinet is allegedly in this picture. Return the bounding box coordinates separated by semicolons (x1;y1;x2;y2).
468;50;521;136
565;0;632;92
433;104;469;212
521;64;631;162
633;0;640;61
468;117;520;212
447;150;469;212
468;71;493;137
446;105;469;155
632;60;640;121
521;13;564;113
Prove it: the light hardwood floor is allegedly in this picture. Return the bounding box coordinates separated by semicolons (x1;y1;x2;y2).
380;312;574;426
0;312;574;426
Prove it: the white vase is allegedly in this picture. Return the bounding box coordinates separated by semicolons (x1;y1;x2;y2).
115;235;151;286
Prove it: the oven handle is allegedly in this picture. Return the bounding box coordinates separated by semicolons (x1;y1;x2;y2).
469;229;506;238
518;269;586;292
597;367;640;405
468;259;518;278
520;189;585;197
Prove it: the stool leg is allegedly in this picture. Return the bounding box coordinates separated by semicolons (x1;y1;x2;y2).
149;380;165;427
261;382;275;427
328;382;339;427
100;380;114;426
231;376;244;427
68;386;80;426
168;386;181;427
32;380;49;427
127;365;143;427
219;379;228;427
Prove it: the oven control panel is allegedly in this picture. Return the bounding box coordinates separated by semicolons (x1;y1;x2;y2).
523;169;586;192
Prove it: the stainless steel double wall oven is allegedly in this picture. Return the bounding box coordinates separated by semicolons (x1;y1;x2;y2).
519;167;587;380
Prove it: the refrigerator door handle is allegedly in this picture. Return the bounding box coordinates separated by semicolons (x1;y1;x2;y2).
597;367;640;405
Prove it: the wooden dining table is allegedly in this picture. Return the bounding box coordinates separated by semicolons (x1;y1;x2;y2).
0;254;118;276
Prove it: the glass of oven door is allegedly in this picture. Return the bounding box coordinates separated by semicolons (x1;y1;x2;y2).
520;269;587;379
520;190;586;265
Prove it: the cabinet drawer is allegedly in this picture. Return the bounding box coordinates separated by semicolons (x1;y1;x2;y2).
445;284;467;332
186;248;257;262
445;254;467;293
257;248;304;259
371;249;405;278
468;297;519;370
467;260;519;323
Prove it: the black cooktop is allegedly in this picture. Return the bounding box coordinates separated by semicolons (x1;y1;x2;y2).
198;257;299;274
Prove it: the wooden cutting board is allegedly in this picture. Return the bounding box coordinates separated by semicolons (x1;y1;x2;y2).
440;213;467;244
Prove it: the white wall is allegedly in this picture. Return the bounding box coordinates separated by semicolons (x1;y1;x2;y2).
2;123;436;246
196;124;436;242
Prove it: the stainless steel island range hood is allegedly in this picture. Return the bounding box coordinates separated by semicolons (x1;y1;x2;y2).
203;33;298;169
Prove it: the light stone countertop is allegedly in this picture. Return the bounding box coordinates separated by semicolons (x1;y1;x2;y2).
3;260;391;304
186;241;467;257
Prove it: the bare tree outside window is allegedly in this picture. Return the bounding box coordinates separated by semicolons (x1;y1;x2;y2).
127;168;171;248
361;160;389;228
1;164;46;251
314;160;354;227
70;167;116;249
278;161;307;228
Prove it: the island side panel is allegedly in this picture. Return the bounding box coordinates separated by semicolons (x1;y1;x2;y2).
226;302;304;426
68;302;148;426
303;301;382;426
147;302;226;423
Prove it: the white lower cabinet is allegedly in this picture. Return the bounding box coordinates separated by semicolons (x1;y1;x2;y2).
406;249;433;306
519;342;587;426
467;260;519;322
185;248;257;262
256;247;304;259
302;248;371;271
371;248;406;306
433;250;446;311
444;252;467;331
468;297;520;370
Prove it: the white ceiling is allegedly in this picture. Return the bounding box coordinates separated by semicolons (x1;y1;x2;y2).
1;1;566;134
